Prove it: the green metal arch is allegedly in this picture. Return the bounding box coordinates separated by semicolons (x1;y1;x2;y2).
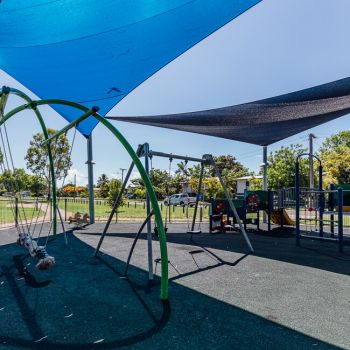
0;94;169;300
0;87;58;235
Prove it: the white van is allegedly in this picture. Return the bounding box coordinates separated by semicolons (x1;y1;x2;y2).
163;193;197;206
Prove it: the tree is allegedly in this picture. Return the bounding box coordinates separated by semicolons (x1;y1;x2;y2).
319;130;350;153
265;144;308;189
188;164;205;178
209;155;250;194
0;169;16;192
0;168;31;193
319;131;350;186
321;145;350;186
211;155;248;176
107;178;125;207
133;187;146;199
149;169;170;199
97;173;110;198
28;174;47;196
189;177;223;201
25;128;72;194
175;161;190;178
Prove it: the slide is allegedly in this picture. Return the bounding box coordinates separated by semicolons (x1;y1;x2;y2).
269;209;295;226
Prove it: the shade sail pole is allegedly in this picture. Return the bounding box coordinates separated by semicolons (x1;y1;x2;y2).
262;146;268;223
143;143;154;281
86;134;95;224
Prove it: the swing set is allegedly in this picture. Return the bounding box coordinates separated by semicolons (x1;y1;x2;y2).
95;143;254;278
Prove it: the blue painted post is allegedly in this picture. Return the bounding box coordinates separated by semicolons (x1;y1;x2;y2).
267;190;272;232
338;188;344;253
295;161;300;246
86;134;95;224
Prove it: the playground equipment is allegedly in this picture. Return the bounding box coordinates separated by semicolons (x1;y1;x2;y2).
210;198;245;232
269;208;295;226
1;86;169;300
68;212;90;226
295;154;344;252
210;189;295;234
95;144;254;280
0;87;70;269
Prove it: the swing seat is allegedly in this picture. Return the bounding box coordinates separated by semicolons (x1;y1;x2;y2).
154;226;168;237
36;255;55;270
186;230;202;235
17;236;55;270
34;246;55;270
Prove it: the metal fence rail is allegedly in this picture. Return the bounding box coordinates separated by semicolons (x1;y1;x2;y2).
0;197;52;230
0;196;210;230
57;197;210;223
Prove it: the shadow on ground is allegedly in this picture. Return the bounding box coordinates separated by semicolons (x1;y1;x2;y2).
80;222;350;278
0;231;342;349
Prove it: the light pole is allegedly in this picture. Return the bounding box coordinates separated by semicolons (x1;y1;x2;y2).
120;168;127;183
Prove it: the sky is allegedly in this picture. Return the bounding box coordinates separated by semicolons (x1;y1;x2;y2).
1;0;350;186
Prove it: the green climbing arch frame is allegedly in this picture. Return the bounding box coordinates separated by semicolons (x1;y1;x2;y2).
0;89;169;300
0;87;58;235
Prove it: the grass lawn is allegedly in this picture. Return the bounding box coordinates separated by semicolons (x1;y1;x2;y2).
0;198;46;225
58;199;210;222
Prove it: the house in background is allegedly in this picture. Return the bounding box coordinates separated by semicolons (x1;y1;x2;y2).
234;176;263;195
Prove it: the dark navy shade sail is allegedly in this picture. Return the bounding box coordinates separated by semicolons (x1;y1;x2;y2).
108;77;350;146
0;0;261;137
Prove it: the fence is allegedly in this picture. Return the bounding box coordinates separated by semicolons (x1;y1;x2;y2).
58;197;210;223
0;196;52;230
271;188;350;229
0;196;210;230
3;192;350;229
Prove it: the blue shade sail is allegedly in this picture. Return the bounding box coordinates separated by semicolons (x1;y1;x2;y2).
0;0;261;137
108;77;350;146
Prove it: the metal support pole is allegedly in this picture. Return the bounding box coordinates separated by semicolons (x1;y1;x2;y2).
86;134;95;224
338;187;344;253
295;161;300;246
15;197;18;227
267;190;272;232
330;184;335;237
123;211;154;277
263;146;268;191
148;150;203;163
94;145;143;256
318;164;323;237
262;146;268;224
190;162;205;232
205;154;254;253
309;133;316;190
143;143;154;280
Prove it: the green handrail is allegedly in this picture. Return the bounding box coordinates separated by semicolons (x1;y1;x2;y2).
0;95;169;300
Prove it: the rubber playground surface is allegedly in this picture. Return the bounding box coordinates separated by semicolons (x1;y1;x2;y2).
0;223;349;350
